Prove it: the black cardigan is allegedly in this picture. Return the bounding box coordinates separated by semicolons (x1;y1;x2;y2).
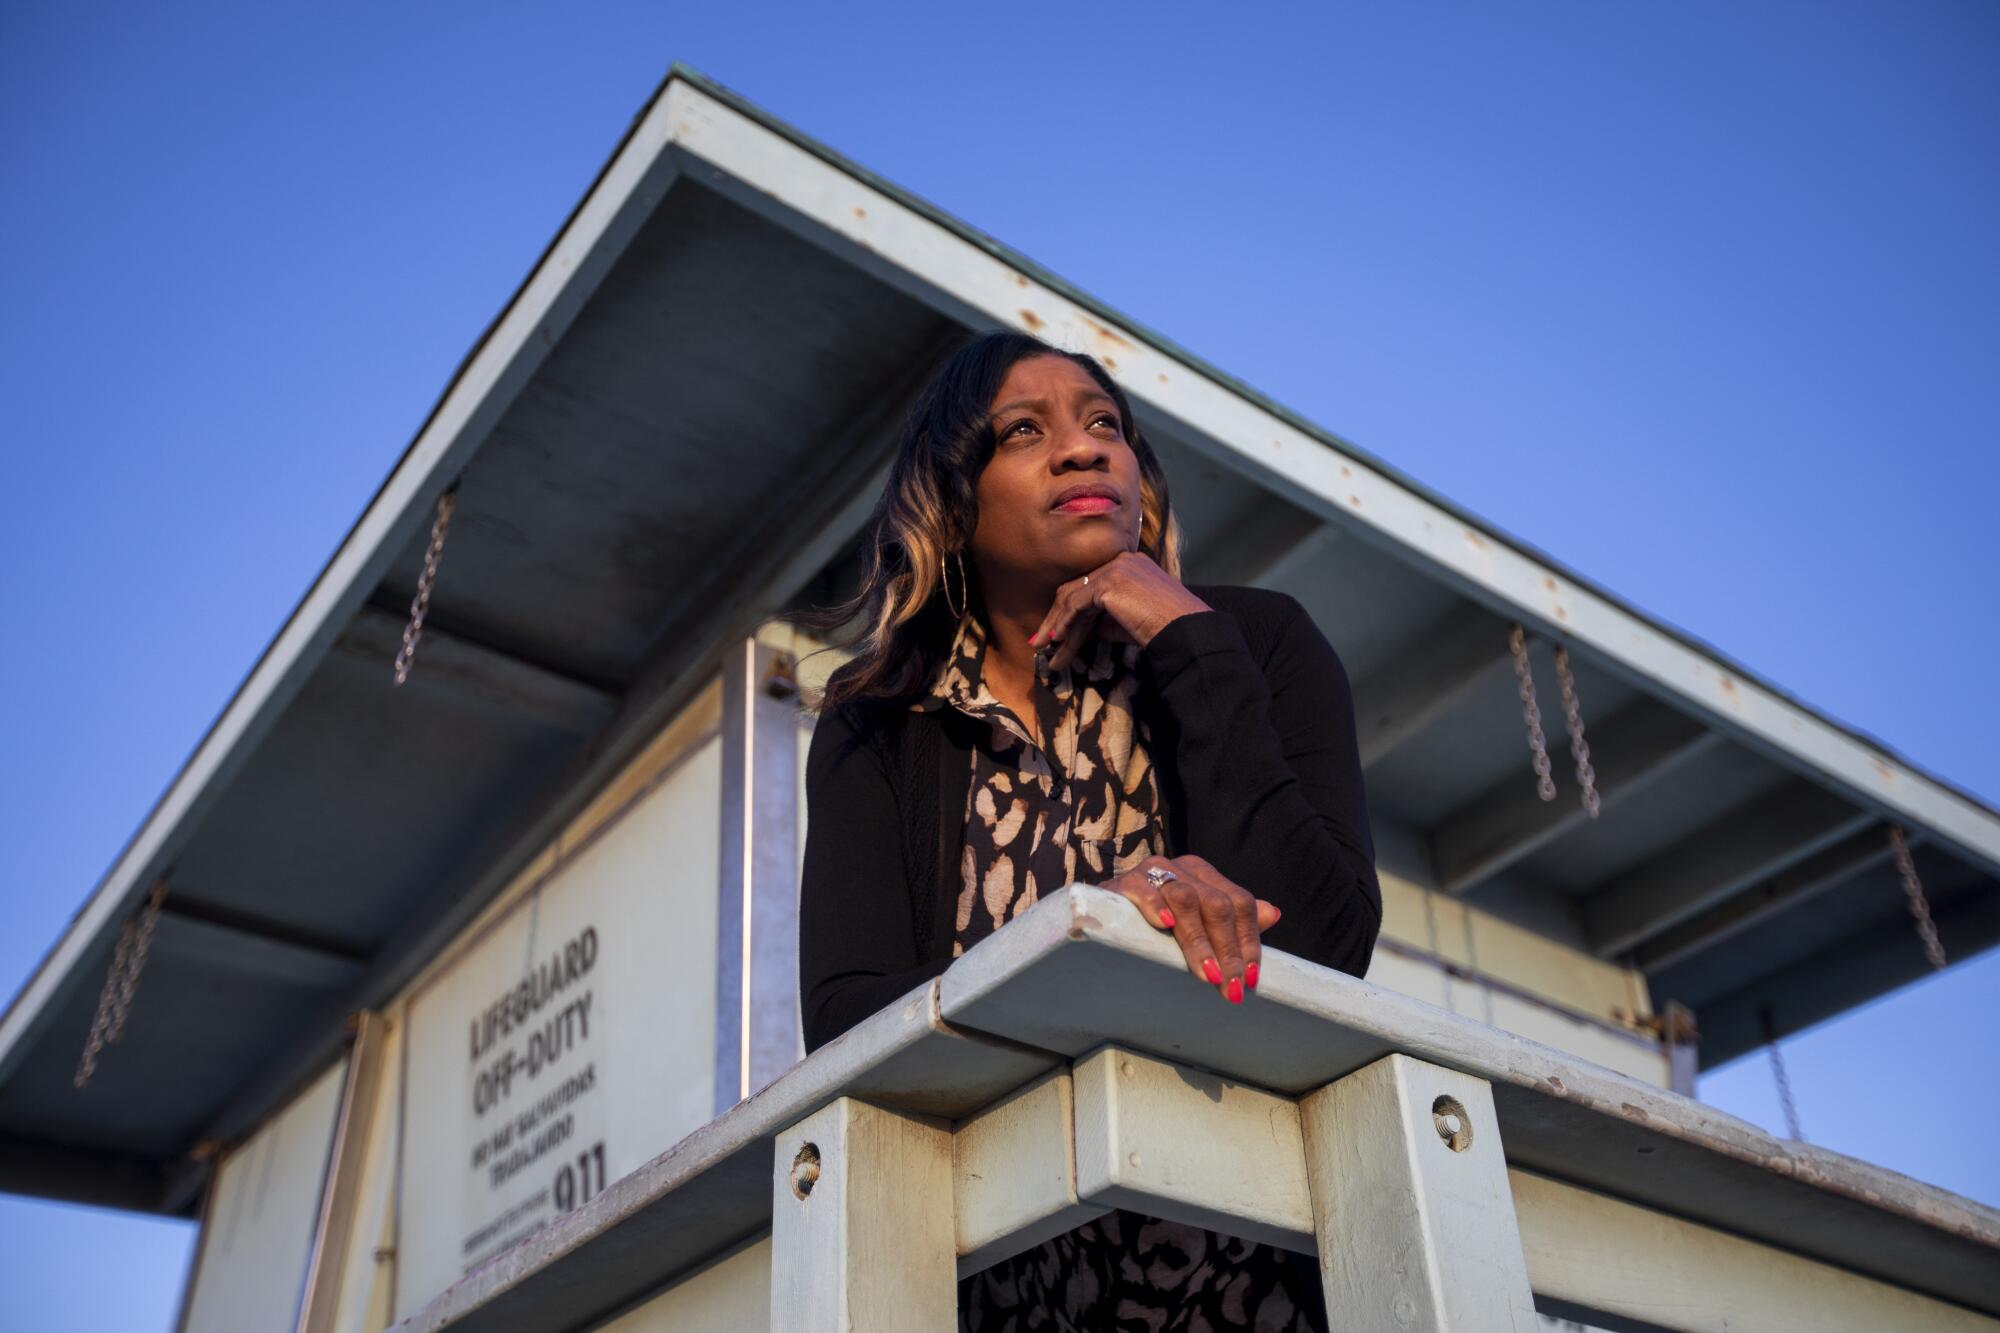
797;584;1382;1052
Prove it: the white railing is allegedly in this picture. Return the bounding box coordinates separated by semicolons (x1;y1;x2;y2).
393;886;2000;1333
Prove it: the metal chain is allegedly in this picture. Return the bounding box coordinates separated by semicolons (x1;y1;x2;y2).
393;491;457;686
1767;1040;1803;1140
1508;626;1557;801
75;926;135;1088
1888;826;1948;971
1552;646;1601;820
106;881;167;1044
74;881;168;1088
1761;1009;1803;1141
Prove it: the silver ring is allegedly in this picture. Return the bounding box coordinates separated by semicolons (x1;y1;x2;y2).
1083;573;1090;587
1145;866;1176;889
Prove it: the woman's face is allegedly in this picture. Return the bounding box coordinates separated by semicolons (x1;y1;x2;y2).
969;354;1143;596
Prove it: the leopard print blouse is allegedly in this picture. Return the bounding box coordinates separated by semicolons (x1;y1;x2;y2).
915;611;1165;957
920;613;1328;1333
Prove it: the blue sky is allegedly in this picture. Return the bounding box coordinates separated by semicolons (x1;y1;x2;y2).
3;2;1995;1327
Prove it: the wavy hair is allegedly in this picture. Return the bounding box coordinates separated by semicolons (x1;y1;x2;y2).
800;330;1182;711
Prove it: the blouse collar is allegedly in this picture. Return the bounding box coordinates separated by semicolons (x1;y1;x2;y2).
913;612;1133;724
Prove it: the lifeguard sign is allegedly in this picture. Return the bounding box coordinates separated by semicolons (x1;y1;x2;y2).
398;739;720;1301
0;65;1995;1333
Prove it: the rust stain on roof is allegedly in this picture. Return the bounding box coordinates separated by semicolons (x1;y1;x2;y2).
1081;316;1133;351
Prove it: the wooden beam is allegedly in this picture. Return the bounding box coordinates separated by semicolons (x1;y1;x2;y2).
1351;609;1516;770
343;601;618;712
952;1070;1103;1277
1434;702;1721;895
1189;501;1325;587
1584;781;1874;959
1071;1046;1313;1253
1512;1170;1997;1333
152;906;366;993
0;1135;169;1213
1245;520;1342;591
1632;825;1904;973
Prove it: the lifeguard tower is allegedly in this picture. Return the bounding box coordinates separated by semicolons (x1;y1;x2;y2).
1;66;1994;1331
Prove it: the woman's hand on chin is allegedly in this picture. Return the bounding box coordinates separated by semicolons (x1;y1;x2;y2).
1107;854;1276;1004
1028;551;1210;671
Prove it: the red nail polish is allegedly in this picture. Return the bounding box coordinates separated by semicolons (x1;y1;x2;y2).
1201;958;1222;985
1245;962;1260;990
1226;978;1244;1004
1159;909;1176;928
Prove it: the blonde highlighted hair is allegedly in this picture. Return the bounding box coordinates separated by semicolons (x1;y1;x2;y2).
799;330;1181;710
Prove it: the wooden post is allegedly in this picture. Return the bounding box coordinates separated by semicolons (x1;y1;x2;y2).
1300;1054;1537;1330
297;1011;388;1333
770;1096;956;1332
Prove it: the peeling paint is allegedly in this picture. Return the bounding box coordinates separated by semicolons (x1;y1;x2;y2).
852;206;866;220
1019;309;1045;331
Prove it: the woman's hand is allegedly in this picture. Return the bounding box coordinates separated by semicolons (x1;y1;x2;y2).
1028;551;1210;672
1106;854;1276;1003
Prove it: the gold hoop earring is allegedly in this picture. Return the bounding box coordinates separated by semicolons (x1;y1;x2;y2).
941;551;968;620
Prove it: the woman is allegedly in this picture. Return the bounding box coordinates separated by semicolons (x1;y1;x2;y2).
796;329;1381;1332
